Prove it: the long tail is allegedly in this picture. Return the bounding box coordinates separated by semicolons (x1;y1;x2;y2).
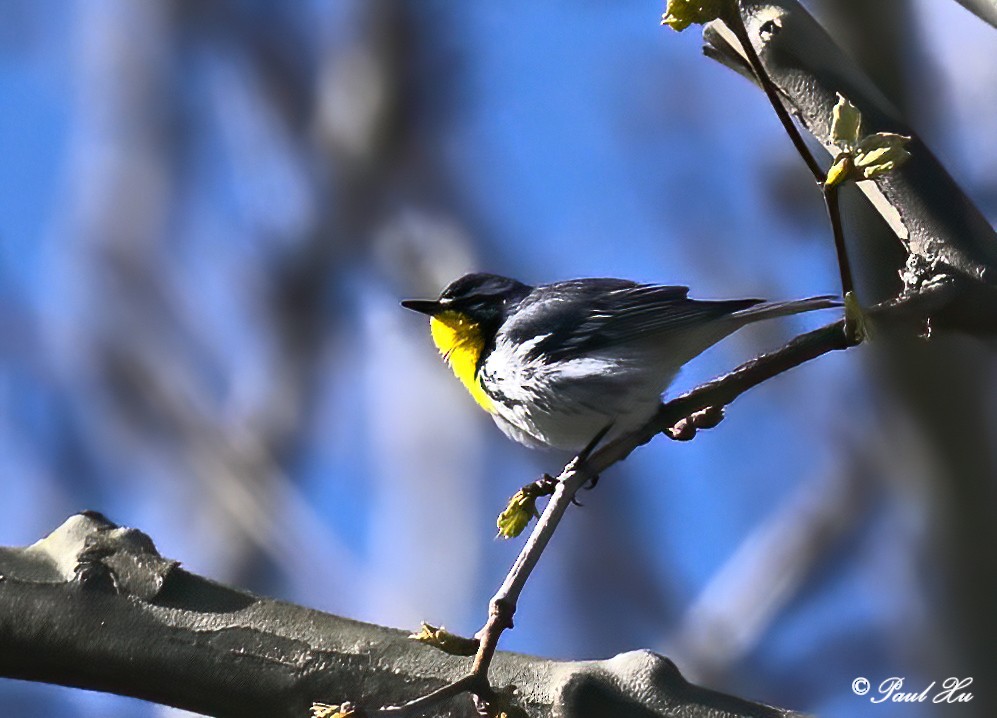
731;295;841;322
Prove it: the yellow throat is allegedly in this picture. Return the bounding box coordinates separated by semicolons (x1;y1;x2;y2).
429;310;494;413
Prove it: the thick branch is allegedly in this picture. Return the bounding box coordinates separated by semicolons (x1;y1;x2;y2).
0;513;806;718
705;0;997;332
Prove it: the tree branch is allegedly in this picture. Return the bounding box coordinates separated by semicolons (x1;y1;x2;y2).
705;0;997;332
0;513;807;718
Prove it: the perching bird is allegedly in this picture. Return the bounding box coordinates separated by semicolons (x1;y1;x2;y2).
402;273;838;451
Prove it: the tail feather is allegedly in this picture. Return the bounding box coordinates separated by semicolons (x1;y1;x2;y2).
731;295;841;322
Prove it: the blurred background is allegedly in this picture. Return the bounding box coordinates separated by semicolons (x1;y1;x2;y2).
1;1;995;716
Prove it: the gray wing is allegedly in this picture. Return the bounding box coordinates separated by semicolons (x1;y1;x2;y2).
503;279;761;363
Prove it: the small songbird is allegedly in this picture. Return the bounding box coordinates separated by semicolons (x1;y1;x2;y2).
402;273;838;451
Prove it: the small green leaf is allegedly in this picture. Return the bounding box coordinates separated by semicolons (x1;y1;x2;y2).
824;152;854;188
311;702;359;718
826;94;910;187
496;488;539;539
843;291;869;344
854;132;911;179
409;622;479;656
830;93;861;150
497;477;558;538
661;0;724;32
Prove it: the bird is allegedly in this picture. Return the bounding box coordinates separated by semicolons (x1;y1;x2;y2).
402;273;839;452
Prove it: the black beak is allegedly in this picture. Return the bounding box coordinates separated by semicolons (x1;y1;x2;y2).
401;299;442;316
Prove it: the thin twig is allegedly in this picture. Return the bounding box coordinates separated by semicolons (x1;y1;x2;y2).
722;3;824;182
722;2;857;297
589;318;854;472
471;457;595;683
373;675;479;717
823;182;855;297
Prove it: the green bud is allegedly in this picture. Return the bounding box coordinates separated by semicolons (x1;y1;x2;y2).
824;152;854;188
311;702;358;718
830;93;861;150
496;488;540;539
661;0;724;32
843;291;870;344
409;622;479;656
854;132;911;179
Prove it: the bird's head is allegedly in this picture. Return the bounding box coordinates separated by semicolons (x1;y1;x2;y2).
401;273;532;412
402;273;531;329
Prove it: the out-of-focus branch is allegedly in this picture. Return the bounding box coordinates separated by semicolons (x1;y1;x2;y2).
949;0;997;29
666;460;873;681
0;514;805;718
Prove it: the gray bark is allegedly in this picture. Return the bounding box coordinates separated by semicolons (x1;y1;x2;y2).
0;513;807;718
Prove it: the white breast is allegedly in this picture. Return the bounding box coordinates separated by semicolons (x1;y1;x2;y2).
479;335;679;450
